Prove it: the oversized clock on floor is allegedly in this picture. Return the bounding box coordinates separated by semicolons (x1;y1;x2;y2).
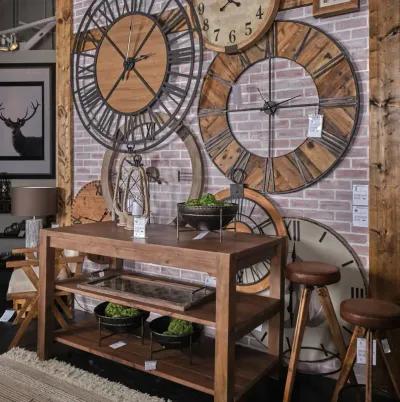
215;186;287;293
193;0;279;53
199;20;360;193
73;0;203;153
263;217;367;373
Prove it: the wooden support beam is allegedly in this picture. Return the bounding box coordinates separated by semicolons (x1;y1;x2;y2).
56;0;73;227
369;0;400;390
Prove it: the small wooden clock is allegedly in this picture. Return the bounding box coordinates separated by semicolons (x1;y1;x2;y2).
72;181;112;225
193;0;280;53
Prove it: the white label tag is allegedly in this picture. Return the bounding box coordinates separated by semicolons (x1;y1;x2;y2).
109;341;127;350
352;206;368;228
307;114;323;138
357;338;376;365
133;217;148;239
205;275;216;288
381;338;391;354
0;309;15;322
193;231;209;240
145;360;157;371
353;184;369;207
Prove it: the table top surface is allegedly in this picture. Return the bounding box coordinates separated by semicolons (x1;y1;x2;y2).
43;222;284;257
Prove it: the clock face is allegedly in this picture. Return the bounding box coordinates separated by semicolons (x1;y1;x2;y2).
263;217;367;373
73;0;203;153
198;21;360;194
193;0;279;53
72;181;112;224
215;187;287;293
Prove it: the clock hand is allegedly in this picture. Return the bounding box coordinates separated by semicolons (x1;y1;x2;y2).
124;17;134;80
275;94;302;108
220;0;241;12
131;21;157;61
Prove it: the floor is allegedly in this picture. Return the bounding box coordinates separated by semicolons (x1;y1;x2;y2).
0;295;396;402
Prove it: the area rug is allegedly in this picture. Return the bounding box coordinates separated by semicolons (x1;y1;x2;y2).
0;348;167;402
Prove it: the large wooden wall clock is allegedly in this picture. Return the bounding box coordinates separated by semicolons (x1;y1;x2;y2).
192;0;280;53
199;21;360;194
263;217;367;373
73;0;203;153
215;186;287;293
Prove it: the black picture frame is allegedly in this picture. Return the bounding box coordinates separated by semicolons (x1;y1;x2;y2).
0;63;55;179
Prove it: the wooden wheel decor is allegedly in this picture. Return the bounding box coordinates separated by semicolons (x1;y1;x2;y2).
263;217;367;373
192;0;280;53
199;20;360;194
72;0;203;153
101;121;205;223
215;186;287;293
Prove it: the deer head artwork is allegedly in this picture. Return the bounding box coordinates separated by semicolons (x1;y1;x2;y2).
0;101;43;159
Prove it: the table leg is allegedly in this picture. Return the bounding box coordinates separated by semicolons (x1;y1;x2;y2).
214;255;236;402
38;233;55;360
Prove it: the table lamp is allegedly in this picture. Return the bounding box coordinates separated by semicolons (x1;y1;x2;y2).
11;187;57;248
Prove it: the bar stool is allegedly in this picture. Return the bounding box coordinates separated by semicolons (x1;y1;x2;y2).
331;298;400;402
283;261;355;402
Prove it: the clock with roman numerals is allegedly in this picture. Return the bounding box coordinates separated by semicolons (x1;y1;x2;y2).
198;20;360;194
73;0;203;153
263;217;367;373
215;186;287;293
193;0;279;53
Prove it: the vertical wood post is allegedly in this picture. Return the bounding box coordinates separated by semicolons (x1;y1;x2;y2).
38;232;55;360
56;0;73;226
369;0;400;386
214;254;236;402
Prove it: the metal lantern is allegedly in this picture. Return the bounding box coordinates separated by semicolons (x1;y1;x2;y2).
113;154;150;230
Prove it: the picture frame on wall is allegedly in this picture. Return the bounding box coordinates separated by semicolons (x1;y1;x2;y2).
313;0;360;18
0;63;55;179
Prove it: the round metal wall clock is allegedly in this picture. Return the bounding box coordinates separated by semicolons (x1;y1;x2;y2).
192;0;280;53
198;20;360;194
73;0;203;153
214;187;287;293
262;217;367;373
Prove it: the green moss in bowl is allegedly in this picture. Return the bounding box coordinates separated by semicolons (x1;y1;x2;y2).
104;303;141;318
163;318;193;336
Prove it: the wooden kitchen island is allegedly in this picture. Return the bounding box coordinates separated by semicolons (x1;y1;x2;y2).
38;222;286;402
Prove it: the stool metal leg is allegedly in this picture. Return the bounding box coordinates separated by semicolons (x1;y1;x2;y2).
331;326;366;402
366;330;373;402
376;333;400;399
283;286;312;402
317;286;357;385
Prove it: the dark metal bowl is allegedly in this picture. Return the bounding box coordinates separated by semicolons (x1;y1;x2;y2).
149;316;203;348
94;302;150;333
178;203;238;231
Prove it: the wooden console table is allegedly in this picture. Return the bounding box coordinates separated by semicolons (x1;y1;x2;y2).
38;222;285;402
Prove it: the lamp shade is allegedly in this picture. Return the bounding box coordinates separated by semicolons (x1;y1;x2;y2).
12;187;57;217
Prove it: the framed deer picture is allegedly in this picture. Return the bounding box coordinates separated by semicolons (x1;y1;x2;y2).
0;63;55;178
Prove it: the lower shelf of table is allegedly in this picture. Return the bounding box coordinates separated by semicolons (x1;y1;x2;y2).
54;323;279;401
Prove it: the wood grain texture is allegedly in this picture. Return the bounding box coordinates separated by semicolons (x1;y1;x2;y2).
56;0;73;227
369;0;400;388
279;0;312;10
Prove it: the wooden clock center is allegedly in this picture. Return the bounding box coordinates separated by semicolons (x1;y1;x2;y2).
96;14;168;114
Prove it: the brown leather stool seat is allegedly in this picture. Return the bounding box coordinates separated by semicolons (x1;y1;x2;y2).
341;298;400;330
286;261;340;287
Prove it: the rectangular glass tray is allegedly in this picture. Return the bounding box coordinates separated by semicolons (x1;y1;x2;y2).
77;273;216;311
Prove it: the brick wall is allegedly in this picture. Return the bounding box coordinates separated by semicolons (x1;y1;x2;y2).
73;0;369;277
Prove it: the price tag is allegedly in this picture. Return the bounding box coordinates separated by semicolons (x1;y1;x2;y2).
145;360;157;371
353;206;368;228
109;341;127;350
381;338;391;354
357;338;376;365
307;114;323;138
133;217;148;239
